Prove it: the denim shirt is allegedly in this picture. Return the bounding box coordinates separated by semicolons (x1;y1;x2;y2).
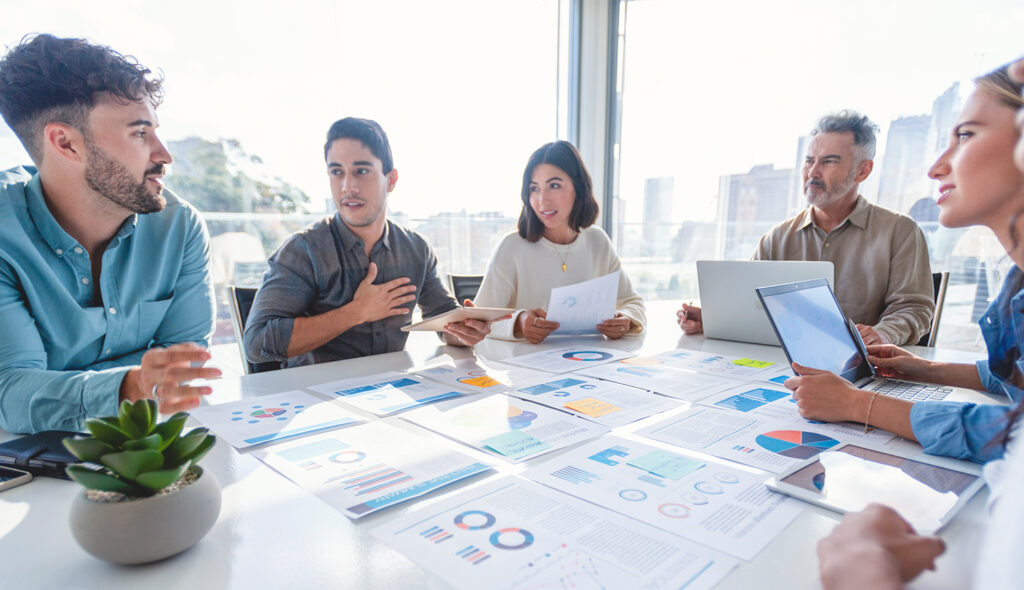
910;266;1024;462
0;166;215;433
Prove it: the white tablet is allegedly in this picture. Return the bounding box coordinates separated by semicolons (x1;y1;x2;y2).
767;443;984;533
400;307;515;332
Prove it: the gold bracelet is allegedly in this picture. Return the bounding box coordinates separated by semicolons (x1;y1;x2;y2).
864;391;881;434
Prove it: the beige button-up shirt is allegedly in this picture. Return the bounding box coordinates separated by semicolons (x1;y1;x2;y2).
754;196;934;345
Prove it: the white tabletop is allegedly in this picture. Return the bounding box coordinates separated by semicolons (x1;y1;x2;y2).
0;301;994;589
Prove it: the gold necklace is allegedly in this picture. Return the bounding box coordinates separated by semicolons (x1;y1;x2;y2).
550;243;570;272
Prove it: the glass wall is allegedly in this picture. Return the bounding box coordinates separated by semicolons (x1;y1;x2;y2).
2;0;560;366
611;0;1024;350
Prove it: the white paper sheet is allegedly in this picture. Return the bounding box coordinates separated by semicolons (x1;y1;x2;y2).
188;390;366;448
651;349;781;379
523;436;805;560
254;420;492;519
638;404;894;474
308;371;473;416
501;345;634;374
372;477;737;590
412;358;550;394
508;373;680;427
545;271;620;334
400;394;608;462
580;360;740;401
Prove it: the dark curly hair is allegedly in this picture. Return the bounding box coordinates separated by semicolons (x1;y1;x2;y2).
517;141;598;243
0;34;164;163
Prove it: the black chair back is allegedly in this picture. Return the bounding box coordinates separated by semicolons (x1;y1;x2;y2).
228;286;282;374
448;274;484;304
916;271;950;347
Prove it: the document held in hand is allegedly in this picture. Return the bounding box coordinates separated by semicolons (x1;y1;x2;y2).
546;271;619;334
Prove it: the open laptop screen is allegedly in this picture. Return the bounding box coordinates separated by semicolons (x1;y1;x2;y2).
756;279;872;384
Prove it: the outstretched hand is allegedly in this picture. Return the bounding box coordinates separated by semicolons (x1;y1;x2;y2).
818;504;945;589
443;300;513;346
784;362;864;423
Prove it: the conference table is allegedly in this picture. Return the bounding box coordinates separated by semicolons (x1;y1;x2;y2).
0;301;997;589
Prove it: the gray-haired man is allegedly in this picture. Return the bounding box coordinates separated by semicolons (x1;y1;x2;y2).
679;110;934;346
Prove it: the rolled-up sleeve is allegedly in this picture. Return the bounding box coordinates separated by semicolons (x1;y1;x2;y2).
243;235;318;363
910;401;1012;463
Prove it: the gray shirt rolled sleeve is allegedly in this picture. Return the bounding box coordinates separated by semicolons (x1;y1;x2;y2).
243;215;457;367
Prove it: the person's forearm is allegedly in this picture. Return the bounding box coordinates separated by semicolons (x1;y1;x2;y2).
925;362;985;390
820;543;903;590
441;332;468;347
286;304;365;357
846;388;917;441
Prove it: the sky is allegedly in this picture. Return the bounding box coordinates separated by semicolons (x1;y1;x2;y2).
1;0;1022;223
0;0;559;217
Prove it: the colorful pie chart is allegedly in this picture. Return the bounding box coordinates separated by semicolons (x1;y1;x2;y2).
755;430;839;459
562;351;613;362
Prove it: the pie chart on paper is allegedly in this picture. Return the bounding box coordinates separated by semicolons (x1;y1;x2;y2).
755;430;839;459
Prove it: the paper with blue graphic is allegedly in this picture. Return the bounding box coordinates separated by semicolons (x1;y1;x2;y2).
309;371;474;416
188;390;366;449
546;271;620;334
255;419;492;519
401;394;608;462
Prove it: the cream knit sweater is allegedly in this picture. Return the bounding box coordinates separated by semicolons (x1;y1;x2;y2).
474;226;646;340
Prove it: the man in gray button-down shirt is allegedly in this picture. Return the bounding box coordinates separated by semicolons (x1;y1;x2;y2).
243;118;497;367
680;110;933;346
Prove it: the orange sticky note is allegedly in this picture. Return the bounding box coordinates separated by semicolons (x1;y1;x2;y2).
458;375;500;388
564;398;621;418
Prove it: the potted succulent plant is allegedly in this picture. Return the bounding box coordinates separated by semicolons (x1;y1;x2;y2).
62;399;221;564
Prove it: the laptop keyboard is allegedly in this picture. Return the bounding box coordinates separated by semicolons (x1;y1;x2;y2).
869;379;953;402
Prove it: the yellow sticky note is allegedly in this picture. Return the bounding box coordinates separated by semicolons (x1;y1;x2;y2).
732;358;775;368
458;375;500;388
564;398;621;418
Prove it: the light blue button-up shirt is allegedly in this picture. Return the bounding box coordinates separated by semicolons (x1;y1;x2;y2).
910;266;1024;463
0;166;215;433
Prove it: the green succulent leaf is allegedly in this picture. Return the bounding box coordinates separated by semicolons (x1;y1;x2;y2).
153;412;189;451
118;402;143;438
163;428;211;468
123;433;162;451
136;464;189;491
62;436;112;463
100;450;164;480
129;399;157;435
181;434;216;465
66;465;135;493
84;418;130;447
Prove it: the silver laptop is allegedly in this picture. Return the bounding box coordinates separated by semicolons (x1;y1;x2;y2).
756;279;972;403
696;260;834;346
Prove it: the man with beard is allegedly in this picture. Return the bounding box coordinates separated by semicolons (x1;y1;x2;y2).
0;35;218;433
679;110;933;346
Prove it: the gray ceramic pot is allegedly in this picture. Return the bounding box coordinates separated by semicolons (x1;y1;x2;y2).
69;466;221;565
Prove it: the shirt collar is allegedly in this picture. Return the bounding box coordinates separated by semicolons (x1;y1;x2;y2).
798;195;869;231
27;173;141;254
332;213;392;253
25;173;80;255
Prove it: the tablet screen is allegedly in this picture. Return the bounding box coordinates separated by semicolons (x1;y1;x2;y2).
758;281;871;383
779;445;978;530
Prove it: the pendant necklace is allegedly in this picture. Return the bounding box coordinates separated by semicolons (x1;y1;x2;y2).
553;244;569;272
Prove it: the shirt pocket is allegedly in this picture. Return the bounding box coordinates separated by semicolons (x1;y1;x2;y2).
136;296;174;346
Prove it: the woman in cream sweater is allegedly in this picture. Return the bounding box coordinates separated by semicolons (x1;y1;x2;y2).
475;141;645;343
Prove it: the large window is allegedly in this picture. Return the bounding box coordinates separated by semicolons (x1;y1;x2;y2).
2;0;561;369
611;0;1024;350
